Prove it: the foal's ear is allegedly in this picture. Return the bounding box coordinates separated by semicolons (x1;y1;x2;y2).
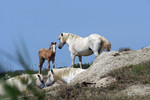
61;33;63;36
51;69;54;74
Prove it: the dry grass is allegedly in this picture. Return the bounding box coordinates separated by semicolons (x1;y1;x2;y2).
43;61;150;100
1;61;150;100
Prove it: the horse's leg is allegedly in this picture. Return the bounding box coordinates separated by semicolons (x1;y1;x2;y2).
98;47;103;55
71;54;75;68
94;51;99;57
98;42;104;55
48;60;50;71
93;45;99;57
78;56;82;68
52;59;55;68
92;41;102;57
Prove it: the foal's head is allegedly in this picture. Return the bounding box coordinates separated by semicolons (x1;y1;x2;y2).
50;42;56;53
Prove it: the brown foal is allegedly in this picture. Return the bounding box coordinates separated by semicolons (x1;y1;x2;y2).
38;42;56;74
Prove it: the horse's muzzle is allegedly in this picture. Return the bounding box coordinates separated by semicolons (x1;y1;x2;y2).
58;45;62;49
39;83;46;89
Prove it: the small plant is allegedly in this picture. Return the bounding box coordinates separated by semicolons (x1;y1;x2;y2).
0;38;45;100
73;63;92;69
118;47;131;52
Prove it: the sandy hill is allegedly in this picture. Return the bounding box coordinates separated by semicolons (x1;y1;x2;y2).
68;46;150;96
71;46;150;84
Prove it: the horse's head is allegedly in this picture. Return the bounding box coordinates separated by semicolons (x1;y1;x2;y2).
46;69;55;87
35;74;46;89
58;33;68;49
51;42;56;53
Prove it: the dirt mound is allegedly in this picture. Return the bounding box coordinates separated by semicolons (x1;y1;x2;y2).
70;46;150;85
121;84;150;96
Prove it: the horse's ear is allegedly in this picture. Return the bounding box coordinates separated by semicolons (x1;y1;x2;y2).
37;74;41;81
51;69;54;74
61;33;63;36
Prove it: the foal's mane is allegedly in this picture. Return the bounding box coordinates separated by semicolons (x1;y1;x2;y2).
49;42;56;50
49;45;53;50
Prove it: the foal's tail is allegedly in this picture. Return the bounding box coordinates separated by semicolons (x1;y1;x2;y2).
100;36;111;52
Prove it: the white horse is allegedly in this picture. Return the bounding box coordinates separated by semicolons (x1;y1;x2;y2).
58;32;111;68
0;74;45;95
46;67;86;86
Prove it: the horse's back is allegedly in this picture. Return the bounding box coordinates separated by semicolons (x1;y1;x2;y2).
89;34;101;37
88;34;101;41
51;67;86;83
52;67;85;75
70;34;101;56
89;34;111;51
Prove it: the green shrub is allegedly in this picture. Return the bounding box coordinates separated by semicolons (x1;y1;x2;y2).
73;63;92;69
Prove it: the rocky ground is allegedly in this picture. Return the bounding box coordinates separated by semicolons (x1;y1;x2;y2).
44;46;150;97
2;46;150;100
70;46;150;96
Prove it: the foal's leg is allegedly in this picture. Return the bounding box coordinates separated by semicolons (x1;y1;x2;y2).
71;54;75;68
38;60;41;74
39;58;45;74
78;56;82;68
48;60;51;71
52;59;55;68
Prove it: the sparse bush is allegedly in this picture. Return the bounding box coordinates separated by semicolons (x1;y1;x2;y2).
46;61;150;100
118;47;131;52
73;63;92;69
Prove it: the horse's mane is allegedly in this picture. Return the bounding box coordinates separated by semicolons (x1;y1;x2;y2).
67;33;81;39
69;33;80;37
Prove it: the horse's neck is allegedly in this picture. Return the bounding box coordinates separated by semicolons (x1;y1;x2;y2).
66;34;81;46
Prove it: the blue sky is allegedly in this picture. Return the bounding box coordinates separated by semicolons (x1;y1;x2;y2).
0;0;150;71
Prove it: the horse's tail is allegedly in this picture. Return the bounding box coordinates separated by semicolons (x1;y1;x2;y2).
100;36;111;52
107;41;111;52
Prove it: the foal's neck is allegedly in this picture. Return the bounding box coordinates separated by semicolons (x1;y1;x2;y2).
49;47;52;50
49;46;55;54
